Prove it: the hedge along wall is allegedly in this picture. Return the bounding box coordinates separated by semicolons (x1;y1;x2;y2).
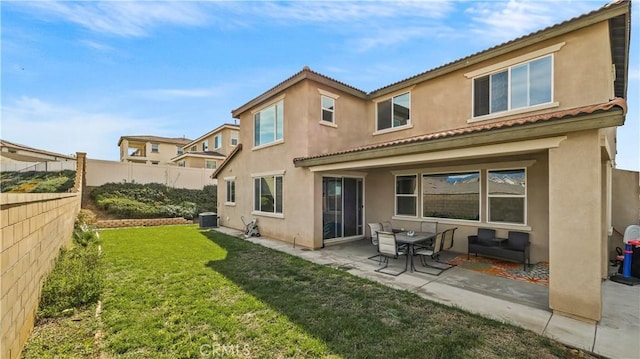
0;153;85;359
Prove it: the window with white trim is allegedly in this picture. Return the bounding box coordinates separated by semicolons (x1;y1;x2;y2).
473;55;552;117
151;143;159;153
226;179;236;203
231;132;238;146
377;92;410;131
254;101;283;147
254;175;283;214
205;160;217;169
178;160;185;167
321;95;335;124
487;169;526;224
214;134;222;149
176;146;183;155
422;172;480;221
202;141;208;151
190;145;197;152
395;175;417;217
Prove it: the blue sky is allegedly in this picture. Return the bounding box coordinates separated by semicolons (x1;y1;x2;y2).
1;1;638;171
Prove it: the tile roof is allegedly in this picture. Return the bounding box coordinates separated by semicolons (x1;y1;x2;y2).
293;98;627;164
0;139;76;160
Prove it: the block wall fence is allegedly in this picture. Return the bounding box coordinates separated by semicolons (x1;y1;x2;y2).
0;153;85;359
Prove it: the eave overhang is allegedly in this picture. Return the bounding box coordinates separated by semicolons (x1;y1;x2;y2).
294;103;625;169
211;144;243;179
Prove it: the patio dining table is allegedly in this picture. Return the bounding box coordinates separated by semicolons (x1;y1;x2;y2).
395;231;437;273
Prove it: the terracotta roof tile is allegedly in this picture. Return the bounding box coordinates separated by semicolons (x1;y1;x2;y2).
293;98;627;163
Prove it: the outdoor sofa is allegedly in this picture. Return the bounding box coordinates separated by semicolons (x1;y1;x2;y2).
467;229;530;270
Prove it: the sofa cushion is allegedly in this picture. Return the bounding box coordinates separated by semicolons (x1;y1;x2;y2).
477;228;496;246
506;231;529;251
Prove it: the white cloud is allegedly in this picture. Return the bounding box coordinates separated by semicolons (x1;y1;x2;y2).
1;97;173;161
8;1;211;37
131;87;222;100
464;0;596;44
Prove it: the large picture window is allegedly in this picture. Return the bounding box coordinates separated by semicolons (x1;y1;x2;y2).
254;175;283;214
422;172;480;221
473;55;552;117
395;175;417;217
487;169;526;224
377;92;410;131
254;101;283;147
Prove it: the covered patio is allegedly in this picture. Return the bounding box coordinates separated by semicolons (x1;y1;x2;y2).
214;226;640;359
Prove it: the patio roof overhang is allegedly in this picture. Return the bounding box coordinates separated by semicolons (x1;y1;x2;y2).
294;103;625;172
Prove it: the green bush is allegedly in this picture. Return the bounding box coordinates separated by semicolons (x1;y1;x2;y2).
90;182;216;219
39;211;102;318
0;170;76;193
38;244;102;318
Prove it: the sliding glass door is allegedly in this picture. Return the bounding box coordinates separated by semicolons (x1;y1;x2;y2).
322;177;363;243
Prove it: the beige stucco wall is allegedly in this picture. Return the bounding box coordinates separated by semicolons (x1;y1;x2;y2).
86;158;216;189
611;169;640;254
120;139;183;165
548;130;603;322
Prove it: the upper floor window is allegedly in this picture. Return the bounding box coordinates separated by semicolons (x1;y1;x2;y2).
254;100;283;147
231;132;238;146
205;160;217;169
377;92;410;131
214;134;222;149
151;143;159;153
176;146;184;155
473;55;552;117
191;145;197;152
178;160;185;167
321;96;335;124
487;169;526;224
202;141;209;151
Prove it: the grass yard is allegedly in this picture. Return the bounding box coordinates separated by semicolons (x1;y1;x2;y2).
39;225;590;358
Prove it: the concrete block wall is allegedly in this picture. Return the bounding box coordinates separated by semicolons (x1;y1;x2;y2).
0;193;81;359
0;152;84;359
96;217;192;228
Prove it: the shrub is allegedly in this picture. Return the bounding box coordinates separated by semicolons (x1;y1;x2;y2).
90;182;216;219
72;210;99;247
38;245;102;318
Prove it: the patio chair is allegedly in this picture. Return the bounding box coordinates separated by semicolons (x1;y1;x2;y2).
414;231;453;275
375;231;409;276
367;223;383;261
436;227;458;266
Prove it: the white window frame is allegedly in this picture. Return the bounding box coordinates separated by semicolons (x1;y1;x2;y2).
230;132;238;146
178;160;185;167
252;174;284;217
214;134;222;149
375;91;411;133
205;160;217;169
151;143;159;153
422;170;481;222
486;168;527;225
190;145;197;152
394;174;418;217
253;98;284;149
176;146;184;155
321;95;335;124
202;141;209;151
225;176;236;205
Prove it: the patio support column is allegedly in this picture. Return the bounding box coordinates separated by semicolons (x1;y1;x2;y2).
548;130;602;322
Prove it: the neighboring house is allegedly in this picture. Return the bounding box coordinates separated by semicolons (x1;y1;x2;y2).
118;135;192;165
213;1;631;323
0;139;76;171
171;124;239;169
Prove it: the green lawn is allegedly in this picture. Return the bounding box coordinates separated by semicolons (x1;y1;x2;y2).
64;225;586;358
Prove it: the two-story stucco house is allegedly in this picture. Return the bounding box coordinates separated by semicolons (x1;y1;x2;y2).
213;1;631;322
118;135;192;165
171;124;239;169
